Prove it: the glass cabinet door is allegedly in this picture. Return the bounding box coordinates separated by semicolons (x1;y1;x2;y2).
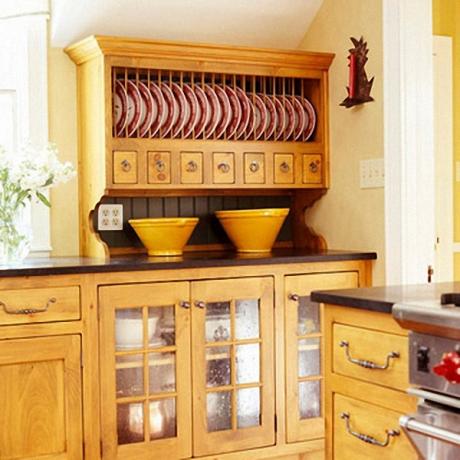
99;282;191;459
285;272;359;443
191;277;275;457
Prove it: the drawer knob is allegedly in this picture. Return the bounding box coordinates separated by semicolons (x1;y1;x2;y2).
194;300;206;309
121;159;132;172
249;160;260;173
186;160;198;173
288;293;300;302
339;340;400;370
340;412;400;447
309;160;319;173
0;297;57;315
279;161;290;173
155;159;166;172
179;300;191;309
217;162;231;174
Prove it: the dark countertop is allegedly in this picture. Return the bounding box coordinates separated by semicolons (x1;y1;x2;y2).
0;248;376;277
311;282;460;314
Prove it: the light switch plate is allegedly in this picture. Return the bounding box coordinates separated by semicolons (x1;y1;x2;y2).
98;204;123;231
360;158;385;189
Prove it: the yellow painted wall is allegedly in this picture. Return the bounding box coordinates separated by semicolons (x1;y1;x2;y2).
299;0;385;284
48;47;79;256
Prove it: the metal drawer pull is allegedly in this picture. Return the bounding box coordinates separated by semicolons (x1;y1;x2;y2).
1;297;57;315
186;160;198;173
309;161;319;173
400;415;460;446
217;162;230;173
341;412;400;447
194;300;206;309
121;159;131;172
155;159;165;172
249;160;260;173
280;161;290;173
288;293;300;302
339;340;400;369
179;300;191;309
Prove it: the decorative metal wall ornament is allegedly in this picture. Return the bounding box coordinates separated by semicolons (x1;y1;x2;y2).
341;36;374;108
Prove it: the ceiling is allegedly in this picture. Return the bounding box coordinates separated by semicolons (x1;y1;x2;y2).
50;0;323;49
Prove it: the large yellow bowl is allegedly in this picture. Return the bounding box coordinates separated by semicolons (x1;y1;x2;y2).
129;217;198;256
215;208;289;253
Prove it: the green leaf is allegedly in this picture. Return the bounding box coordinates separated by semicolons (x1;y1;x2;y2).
36;191;51;207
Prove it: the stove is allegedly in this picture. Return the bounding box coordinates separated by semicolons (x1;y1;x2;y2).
393;292;460;459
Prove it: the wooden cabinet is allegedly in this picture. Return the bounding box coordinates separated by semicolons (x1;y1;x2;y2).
324;305;417;460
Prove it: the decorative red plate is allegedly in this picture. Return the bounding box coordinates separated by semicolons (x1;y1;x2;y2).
298;96;316;141
137;80;155;137
126;80;144;137
193;85;210;138
145;81;165;138
114;80;128;136
224;86;242;139
159;82;176;137
182;84;199;138
259;94;277;139
244;95;256;140
235;87;251;140
271;95;286;141
292;96;307;141
171;82;189;138
280;96;295;140
214;85;232;138
204;84;221;139
253;94;268;140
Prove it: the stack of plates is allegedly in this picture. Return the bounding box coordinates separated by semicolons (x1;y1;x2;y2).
113;80;316;141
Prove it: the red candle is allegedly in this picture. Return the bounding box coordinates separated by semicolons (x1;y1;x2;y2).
348;53;356;99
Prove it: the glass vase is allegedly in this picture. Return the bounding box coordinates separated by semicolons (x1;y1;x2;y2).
0;206;31;264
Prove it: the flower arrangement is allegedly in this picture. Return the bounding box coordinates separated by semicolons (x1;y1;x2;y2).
0;143;75;263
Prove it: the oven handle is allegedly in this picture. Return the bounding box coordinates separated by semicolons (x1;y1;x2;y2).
400;415;460;446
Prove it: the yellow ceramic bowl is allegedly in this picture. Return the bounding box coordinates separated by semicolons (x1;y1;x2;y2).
215;208;289;253
129;217;198;256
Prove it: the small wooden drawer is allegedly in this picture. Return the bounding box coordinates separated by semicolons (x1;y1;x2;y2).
244;152;265;184
303;154;322;184
274;153;294;184
213;152;235;184
113;151;138;184
148;151;171;184
334;394;417;459
0;286;81;326
333;324;408;391
180;152;203;184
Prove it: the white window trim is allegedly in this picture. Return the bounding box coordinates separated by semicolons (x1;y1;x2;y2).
383;0;435;284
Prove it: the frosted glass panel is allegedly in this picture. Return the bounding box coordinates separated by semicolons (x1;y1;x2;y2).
205;302;231;342
149;399;176;440
237;387;260;428
299;380;321;419
236;344;260;384
297;298;320;335
115;308;143;350
117;402;144;444
149;352;176;394
206;346;231;387
298;338;321;377
149;306;175;347
235;299;260;339
116;354;144;397
207;391;232;432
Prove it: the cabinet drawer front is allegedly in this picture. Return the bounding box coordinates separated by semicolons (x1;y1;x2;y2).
0;286;80;326
274;153;294;184
244;152;265;184
333;324;408;391
303;154;322;184
180;152;203;184
334;394;417;460
113;151;138;184
213;152;235;184
148;151;171;184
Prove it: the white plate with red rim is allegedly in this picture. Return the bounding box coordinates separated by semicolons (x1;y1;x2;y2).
297;96;316;141
270;95;286;141
252;93;268;140
145;81;165;138
203;84;222;139
292;96;307;141
171;82;189;138
126;80;144;137
137;80;155;137
159;82;177;137
114;80;128;136
182;84;199;138
259;93;277;140
280;96;295;140
214;85;232;138
234;87;251;140
224;86;242;139
193;85;210;138
243;95;256;140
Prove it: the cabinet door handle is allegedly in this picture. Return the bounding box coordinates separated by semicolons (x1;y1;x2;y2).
217;162;230;173
340;412;400;447
249;160;260;173
155;159;166;172
121;159;131;172
280;161;290;173
179;300;191;309
186;160;198;173
309;161;319;173
0;297;57;315
194;300;206;309
288;293;299;302
339;340;400;369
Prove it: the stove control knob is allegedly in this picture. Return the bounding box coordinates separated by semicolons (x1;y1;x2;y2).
433;351;460;384
416;346;430;373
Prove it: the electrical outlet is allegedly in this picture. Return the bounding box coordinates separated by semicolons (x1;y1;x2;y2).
360;158;384;189
98;204;123;231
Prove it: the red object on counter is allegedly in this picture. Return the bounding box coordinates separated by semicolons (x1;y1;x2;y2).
433;351;460;384
348;53;356;99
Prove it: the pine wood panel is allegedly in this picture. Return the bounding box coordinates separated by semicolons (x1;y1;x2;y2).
0;335;82;459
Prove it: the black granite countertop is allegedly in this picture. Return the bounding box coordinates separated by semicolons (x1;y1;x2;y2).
311;282;460;314
0;248;376;277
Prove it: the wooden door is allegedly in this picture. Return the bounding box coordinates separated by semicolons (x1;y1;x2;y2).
285;272;359;443
99;282;191;459
0;335;83;459
191;277;275;456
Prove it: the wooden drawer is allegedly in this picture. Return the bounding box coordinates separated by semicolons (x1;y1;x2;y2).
113;150;138;184
0;286;81;326
244;152;265;184
332;323;408;391
303;154;322;184
274;153;294;184
334;394;416;460
213;152;235;184
180;151;203;184
148;151;171;184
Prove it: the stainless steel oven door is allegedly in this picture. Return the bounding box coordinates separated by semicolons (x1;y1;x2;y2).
400;401;460;460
